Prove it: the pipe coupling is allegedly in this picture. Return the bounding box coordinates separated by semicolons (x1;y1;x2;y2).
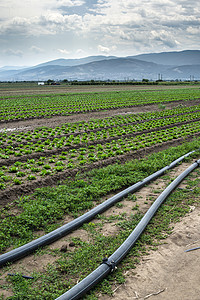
101;257;117;272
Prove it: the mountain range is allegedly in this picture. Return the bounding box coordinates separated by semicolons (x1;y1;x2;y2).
0;50;200;81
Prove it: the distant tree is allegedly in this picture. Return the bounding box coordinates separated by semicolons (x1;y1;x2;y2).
47;79;54;85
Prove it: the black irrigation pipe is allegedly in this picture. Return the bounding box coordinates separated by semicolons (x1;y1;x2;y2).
55;157;200;300
0;149;197;268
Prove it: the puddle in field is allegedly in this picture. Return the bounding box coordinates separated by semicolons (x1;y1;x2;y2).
0;126;31;132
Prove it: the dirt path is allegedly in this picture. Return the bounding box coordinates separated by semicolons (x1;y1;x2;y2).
102;205;200;300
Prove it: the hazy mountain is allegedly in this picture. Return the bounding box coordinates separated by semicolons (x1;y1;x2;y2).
0;66;28;73
0;58;166;81
168;64;200;78
129;50;200;66
35;55;117;68
0;50;199;81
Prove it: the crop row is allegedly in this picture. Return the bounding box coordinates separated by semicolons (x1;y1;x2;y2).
1;104;200;149
0;121;200;190
0;110;199;163
0;88;200;121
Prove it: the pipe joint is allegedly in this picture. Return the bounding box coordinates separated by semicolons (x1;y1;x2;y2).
195;160;200;167
101;257;117;272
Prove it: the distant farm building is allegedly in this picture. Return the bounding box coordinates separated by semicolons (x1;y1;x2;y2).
38;82;45;85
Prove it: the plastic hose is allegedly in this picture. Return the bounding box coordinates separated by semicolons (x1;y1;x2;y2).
55;158;200;300
185;246;200;252
0;150;196;267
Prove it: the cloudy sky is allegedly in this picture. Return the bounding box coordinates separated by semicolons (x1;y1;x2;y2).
0;0;200;67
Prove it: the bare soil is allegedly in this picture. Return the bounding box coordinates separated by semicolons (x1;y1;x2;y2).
101;206;200;300
0;84;197;96
99;166;200;300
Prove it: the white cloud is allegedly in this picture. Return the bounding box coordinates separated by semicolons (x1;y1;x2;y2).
0;12;83;36
98;45;110;53
3;48;23;57
0;17;30;35
150;30;180;48
76;48;86;56
55;0;85;7
0;0;200;66
1;0;200;40
186;26;200;35
30;46;44;53
58;48;70;55
41;12;66;24
97;45;117;54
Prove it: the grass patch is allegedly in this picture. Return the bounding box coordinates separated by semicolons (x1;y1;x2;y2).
0;139;200;299
2;171;200;299
0;139;200;252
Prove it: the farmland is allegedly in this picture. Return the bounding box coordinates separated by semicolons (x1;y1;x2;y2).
0;84;200;299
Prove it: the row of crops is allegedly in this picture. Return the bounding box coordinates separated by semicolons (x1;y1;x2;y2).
1;103;200;144
0;102;200;190
0;88;200;121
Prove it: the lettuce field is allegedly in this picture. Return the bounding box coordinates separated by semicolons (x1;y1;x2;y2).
0;87;200;202
0;84;200;299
